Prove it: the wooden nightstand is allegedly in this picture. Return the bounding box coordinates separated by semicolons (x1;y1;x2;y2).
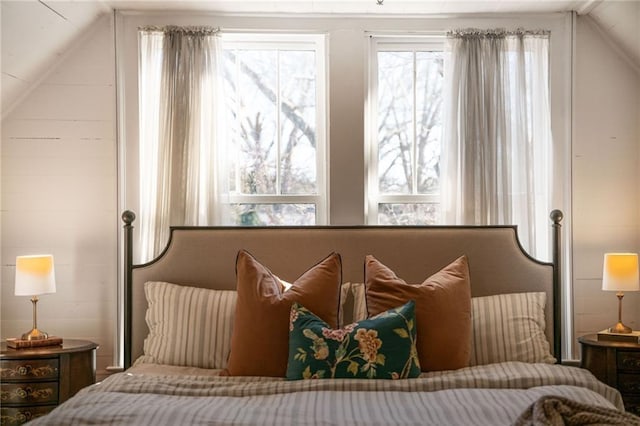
0;339;98;425
579;334;640;415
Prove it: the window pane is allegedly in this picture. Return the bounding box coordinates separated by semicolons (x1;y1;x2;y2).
378;203;439;225
279;50;317;195
224;204;316;226
415;51;443;194
377;51;413;194
225;50;278;195
224;48;319;197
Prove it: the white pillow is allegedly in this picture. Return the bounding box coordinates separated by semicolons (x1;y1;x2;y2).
138;281;237;369
469;292;555;365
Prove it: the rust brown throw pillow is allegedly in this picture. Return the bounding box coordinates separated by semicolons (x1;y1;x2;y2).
226;250;342;377
365;255;472;372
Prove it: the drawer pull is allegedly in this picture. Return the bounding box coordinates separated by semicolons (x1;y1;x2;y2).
0;411;29;426
0;406;53;425
2;410;34;425
0;364;58;379
621;358;640;370
623;383;640;393
1;386;55;403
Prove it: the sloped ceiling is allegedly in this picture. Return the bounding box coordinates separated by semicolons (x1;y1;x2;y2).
1;0;639;118
588;0;640;72
1;1;110;118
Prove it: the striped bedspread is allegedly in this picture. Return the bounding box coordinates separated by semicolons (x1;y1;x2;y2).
32;362;623;425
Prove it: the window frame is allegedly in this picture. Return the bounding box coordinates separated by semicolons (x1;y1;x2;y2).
365;35;445;225
220;32;329;226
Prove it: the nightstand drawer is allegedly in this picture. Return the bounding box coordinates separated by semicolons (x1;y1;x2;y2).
618;351;640;372
0;358;59;381
0;405;55;425
0;382;58;405
618;374;640;395
623;396;640;417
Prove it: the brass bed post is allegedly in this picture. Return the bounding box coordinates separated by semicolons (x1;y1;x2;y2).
122;210;136;369
550;209;564;363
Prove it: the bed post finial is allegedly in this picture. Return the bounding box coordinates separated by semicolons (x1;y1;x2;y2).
550;209;563;224
122;210;136;225
550;209;563;364
122;210;136;369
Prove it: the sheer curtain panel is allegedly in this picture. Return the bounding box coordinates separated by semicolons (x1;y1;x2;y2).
442;29;552;259
138;26;221;262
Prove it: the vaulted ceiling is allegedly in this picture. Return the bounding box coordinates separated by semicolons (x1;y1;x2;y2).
2;0;639;118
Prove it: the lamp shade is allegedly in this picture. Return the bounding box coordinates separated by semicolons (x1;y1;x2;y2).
602;253;640;292
15;255;56;296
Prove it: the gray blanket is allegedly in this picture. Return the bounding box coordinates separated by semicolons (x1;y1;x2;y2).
515;395;640;426
30;362;626;426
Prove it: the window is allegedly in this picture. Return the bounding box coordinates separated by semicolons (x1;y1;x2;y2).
138;31;327;241
366;36;445;225
221;34;327;226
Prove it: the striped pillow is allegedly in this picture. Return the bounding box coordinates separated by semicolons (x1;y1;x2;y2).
338;283;368;326
350;283;367;322
469;292;555;366
140;281;237;369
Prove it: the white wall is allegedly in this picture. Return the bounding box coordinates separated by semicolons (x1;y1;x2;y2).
0;15;117;380
572;15;640;348
2;9;637;376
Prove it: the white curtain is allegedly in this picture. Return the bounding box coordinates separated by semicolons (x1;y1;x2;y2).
442;29;552;260
138;26;221;262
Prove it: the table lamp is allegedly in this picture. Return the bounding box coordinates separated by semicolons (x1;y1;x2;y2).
14;254;56;340
602;253;639;334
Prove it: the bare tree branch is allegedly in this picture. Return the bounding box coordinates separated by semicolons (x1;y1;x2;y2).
225;51;316;148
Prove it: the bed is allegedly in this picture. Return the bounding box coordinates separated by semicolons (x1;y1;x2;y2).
29;210;640;425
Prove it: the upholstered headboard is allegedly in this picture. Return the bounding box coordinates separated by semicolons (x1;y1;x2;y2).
122;210;564;368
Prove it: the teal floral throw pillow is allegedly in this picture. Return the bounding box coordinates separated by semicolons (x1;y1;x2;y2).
286;300;420;380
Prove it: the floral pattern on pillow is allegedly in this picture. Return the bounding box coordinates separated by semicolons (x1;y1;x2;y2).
286;300;420;380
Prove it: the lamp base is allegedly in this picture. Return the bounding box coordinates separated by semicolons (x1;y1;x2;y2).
7;336;63;349
20;328;49;341
608;321;633;334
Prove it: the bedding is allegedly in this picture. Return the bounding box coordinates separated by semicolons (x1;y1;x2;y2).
136;283;554;374
514;395;640;426
365;255;472;371
470;292;555;366
347;282;367;322
30;362;625;426
345;284;555;367
138;281;236;369
32;211;637;425
286;300;421;380
226;250;342;377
